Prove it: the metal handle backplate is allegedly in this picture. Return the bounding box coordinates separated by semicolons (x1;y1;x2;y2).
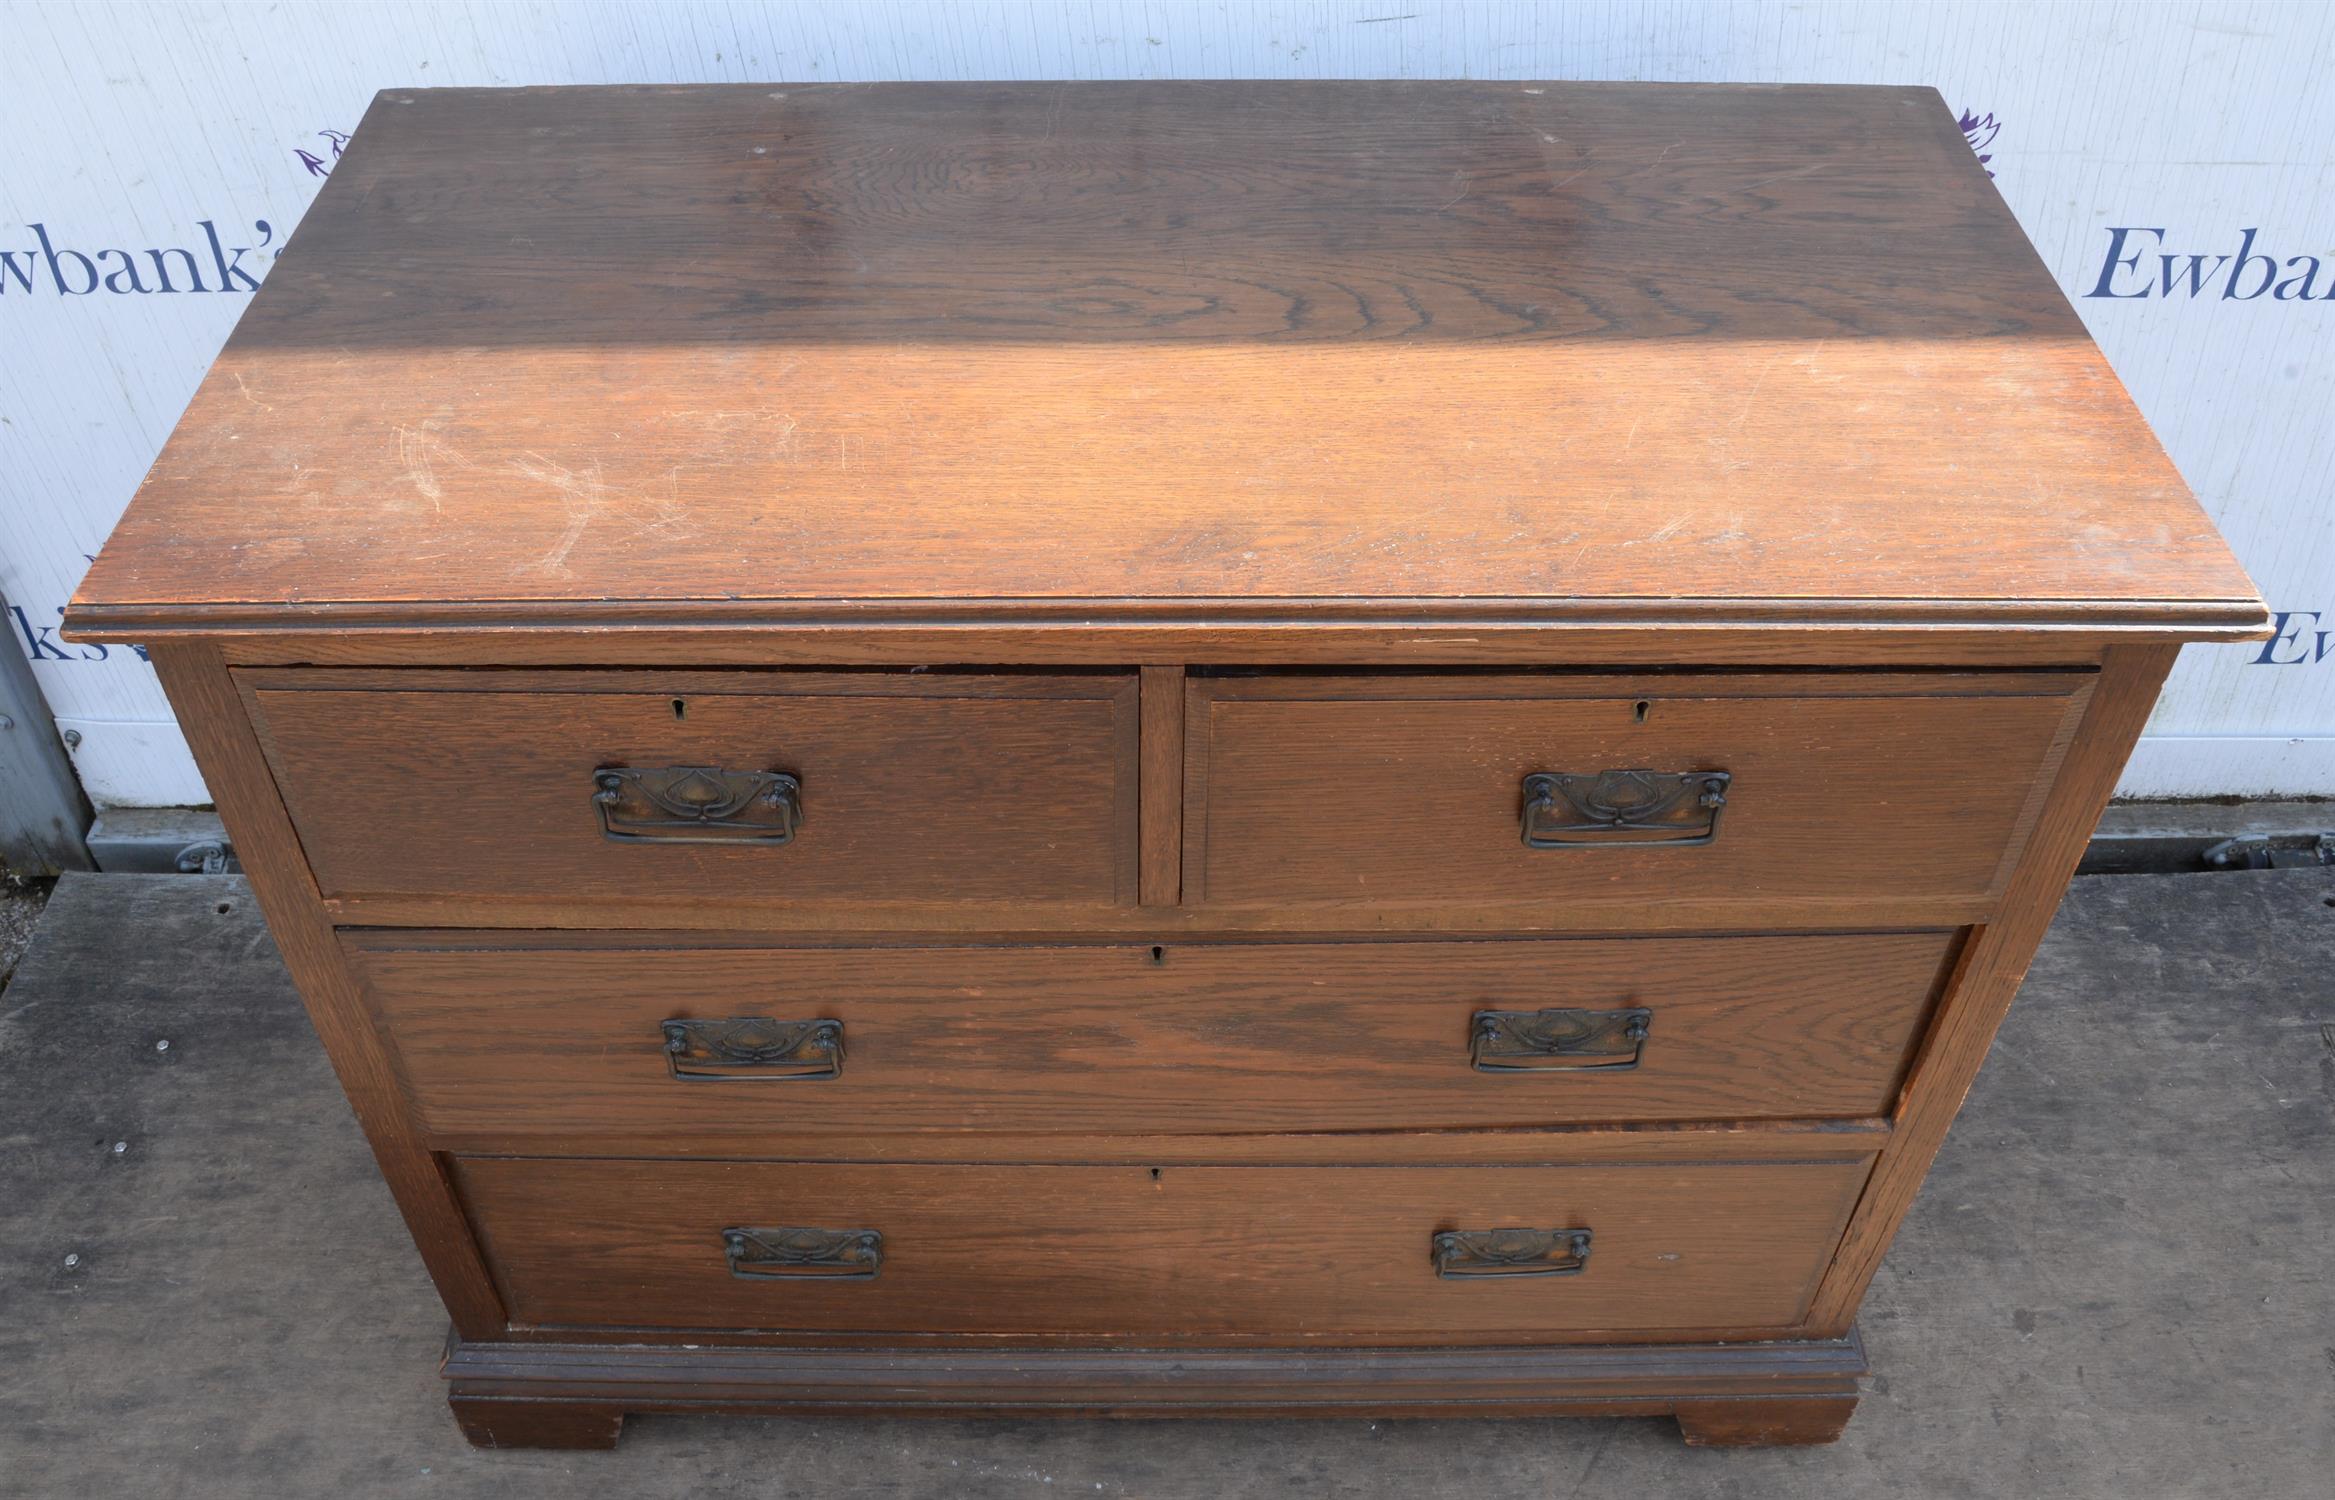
1471;1007;1651;1072
722;1226;882;1280
1520;769;1730;848
1432;1227;1592;1279
594;765;802;844
663;1017;844;1080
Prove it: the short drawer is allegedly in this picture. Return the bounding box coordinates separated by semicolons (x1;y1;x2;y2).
1183;671;2088;912
453;1155;1873;1341
240;669;1139;910
351;933;1956;1142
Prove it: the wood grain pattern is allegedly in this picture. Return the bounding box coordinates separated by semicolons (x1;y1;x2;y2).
145;643;507;1338
440;1331;1866;1431
453;1156;1873;1342
1805;645;2179;1332
1185;671;2087;908
1675;1395;1858;1446
448;1398;623;1451
64;83;2262;640
238;668;1140;909
1138;666;1184;906
351;933;1955;1140
363;1086;1891;1170
191;619;2244;668
320;888;2000;936
55;82;2271;1448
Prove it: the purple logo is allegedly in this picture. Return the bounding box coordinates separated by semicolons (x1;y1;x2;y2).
12;561;140;665
2253;611;2335;665
0;221;275;296
295;129;353;179
12;602;138;663
1957;109;1999;178
2085;228;2332;301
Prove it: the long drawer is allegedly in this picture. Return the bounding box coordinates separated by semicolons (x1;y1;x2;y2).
352;933;1956;1140
239;668;1140;909
454;1155;1874;1342
1183;671;2087;911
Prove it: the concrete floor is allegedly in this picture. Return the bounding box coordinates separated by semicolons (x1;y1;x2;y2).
0;870;49;993
2;871;2330;1498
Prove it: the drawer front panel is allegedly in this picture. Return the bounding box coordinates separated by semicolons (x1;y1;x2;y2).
455;1156;1873;1340
355;934;1956;1141
1185;672;2086;909
241;670;1139;908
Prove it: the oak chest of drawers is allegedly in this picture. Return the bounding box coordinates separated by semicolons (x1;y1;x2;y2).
66;81;2267;1449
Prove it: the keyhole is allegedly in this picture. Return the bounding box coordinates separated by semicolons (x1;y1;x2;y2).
671;698;687;720
1149;1167;1163;1182
1633;699;1651;724
1150;945;1166;965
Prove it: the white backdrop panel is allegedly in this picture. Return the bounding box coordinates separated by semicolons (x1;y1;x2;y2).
2;0;2326;804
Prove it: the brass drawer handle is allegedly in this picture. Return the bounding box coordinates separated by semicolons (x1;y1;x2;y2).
593;765;803;844
1471;1007;1650;1072
1520;769;1730;848
663;1017;844;1080
722;1226;883;1280
1432;1227;1592;1280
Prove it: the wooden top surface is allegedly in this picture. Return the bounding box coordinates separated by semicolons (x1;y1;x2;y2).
70;81;2262;637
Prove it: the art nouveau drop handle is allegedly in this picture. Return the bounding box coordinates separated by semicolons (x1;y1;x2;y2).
1432;1227;1592;1279
1520;769;1731;848
661;1017;844;1080
721;1226;883;1280
592;765;803;844
1470;1007;1651;1072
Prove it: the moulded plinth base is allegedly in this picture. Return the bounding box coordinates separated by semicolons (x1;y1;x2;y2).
441;1329;1865;1450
